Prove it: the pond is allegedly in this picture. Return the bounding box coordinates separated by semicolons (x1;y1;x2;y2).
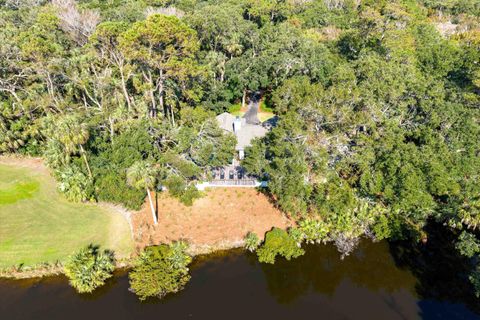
1;230;480;320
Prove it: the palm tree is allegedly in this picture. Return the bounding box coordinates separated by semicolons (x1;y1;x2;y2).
127;161;158;225
56;115;93;178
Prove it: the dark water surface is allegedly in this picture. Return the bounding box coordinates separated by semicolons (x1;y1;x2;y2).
1;237;480;320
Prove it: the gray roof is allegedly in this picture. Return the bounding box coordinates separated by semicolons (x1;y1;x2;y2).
216;112;268;150
216;112;236;132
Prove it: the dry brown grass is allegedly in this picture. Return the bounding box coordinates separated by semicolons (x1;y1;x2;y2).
131;188;291;253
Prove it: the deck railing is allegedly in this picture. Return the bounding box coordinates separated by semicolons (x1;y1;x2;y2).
209;179;257;186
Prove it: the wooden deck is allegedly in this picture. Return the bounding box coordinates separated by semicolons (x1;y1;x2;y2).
209;179;257;186
197;164;265;189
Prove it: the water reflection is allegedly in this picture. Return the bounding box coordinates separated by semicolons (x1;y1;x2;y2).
0;238;479;320
256;241;417;304
390;224;480;319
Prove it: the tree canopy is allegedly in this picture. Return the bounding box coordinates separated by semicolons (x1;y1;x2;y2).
1;0;480;297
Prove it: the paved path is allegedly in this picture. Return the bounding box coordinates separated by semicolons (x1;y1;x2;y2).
243;95;261;125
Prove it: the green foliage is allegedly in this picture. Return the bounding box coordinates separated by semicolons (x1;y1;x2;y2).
287;227;305;246
126;161;157;191
57;165;93;202
297;219;330;244
95;172;146;210
91;123;155;209
257;228;305;264
470;265;480;298
456;231;480;258
129;243;192;301
244;232;260;252
2;0;480;298
64;245;115;293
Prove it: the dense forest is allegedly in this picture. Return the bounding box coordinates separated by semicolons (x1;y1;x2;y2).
1;0;479;297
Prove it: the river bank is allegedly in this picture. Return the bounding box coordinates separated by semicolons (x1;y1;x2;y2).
2;239;479;320
0;243;245;280
0;155;290;279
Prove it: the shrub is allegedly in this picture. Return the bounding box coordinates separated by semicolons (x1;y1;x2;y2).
288;227;304;246
456;231;480;258
244;232;260;252
64;245;115;293
164;176;201;206
95;172;146;210
179;185;201;206
257;228;305;264
298;219;330;244
129;242;192;301
228;103;242;114
57;165;93;202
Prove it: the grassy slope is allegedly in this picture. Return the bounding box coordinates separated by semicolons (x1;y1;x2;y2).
0;163;133;268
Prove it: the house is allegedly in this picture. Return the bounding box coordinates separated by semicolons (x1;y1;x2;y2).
196;109;273;190
216;112;268;160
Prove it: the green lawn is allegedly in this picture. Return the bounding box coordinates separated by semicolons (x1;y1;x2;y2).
0;163;133;268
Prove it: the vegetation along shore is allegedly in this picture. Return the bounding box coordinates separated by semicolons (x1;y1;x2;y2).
0;0;479;301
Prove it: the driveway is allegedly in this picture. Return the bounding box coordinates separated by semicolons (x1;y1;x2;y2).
243;93;261;125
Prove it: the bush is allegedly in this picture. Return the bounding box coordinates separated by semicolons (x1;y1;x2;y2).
257;228;305;264
244;232;260;252
129;242;192;301
228;103;242;114
179;184;201;206
95;172;146;210
298;219;330;244
164;176;201;206
456;231;480;258
64;245;115;293
57;165;93;202
89;122;156;209
288;227;304;246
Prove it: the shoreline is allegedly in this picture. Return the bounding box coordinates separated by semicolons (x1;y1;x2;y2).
0;154;285;280
0;241;246;280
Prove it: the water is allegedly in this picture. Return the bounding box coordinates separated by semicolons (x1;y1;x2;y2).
1;234;479;320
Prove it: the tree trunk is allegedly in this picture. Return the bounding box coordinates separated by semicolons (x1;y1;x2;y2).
146;188;158;225
143;71;156;118
79;144;93;179
242;89;247;110
119;68;131;112
170;105;175;126
158;69;165;119
108;116;114;144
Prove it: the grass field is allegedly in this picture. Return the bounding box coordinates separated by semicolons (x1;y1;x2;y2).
0;160;133;268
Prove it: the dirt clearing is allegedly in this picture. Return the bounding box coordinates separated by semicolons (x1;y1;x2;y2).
132;188;291;254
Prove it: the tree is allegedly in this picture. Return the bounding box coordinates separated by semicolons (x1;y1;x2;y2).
54;115;93;179
120;14;201;122
129;243;192;301
89;21;133;112
257;228;305;264
126;160;158;225
52;0;100;45
148;107;236;205
64;244;115;293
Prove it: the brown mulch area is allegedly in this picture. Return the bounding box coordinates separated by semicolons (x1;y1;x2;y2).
131;188;291;253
